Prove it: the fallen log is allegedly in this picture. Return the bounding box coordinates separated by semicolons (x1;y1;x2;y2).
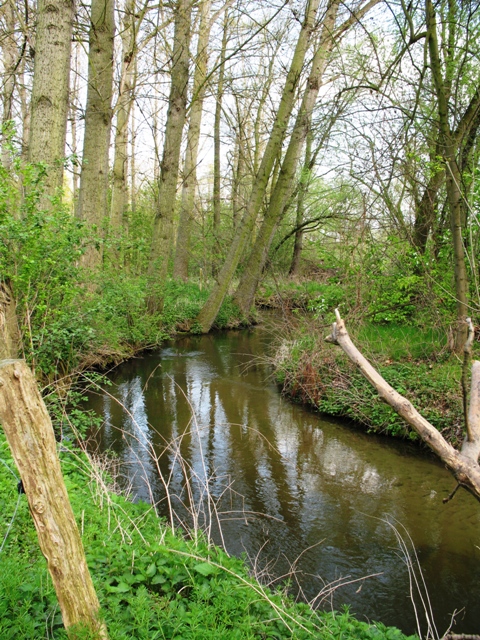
326;309;480;503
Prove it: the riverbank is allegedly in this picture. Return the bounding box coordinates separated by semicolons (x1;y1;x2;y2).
269;313;470;447
1;270;475;637
0;431;416;639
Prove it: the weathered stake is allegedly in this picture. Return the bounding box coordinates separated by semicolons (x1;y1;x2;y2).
0;359;107;639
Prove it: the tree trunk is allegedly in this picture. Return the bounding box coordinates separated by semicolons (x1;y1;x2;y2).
28;0;74;203
326;310;480;502
412;164;444;254
212;9;228;248
0;360;107;638
0;0;17;169
110;0;137;234
173;0;213;281
149;0;192;302
426;0;468;352
77;0;115;269
0;281;19;359
289;130;313;275
233;0;342;315
195;0;322;332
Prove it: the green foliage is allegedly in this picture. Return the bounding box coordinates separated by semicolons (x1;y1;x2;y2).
0;434;417;639
273;319;464;442
162;280;243;331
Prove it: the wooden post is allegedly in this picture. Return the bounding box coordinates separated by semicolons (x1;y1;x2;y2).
0;359;108;639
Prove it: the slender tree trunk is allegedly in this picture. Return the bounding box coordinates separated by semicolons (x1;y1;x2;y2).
426;0;468;352
149;0;192;302
28;0;74;202
233;0;341;315
70;41;82;203
77;0;115;270
211;9;229;271
173;0;213;281
19;56;30;163
195;0;322;332
1;0;17;169
289;130;313;275
110;0;137;233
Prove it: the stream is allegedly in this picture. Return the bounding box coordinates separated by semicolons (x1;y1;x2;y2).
84;325;480;636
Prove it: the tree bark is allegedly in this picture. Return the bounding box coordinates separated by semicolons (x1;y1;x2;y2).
212;8;228;250
77;0;115;269
28;0;74;203
195;0;322;332
289;131;313;275
0;0;17;169
426;0;469;352
110;0;138;234
326;310;480;502
0;360;107;638
173;0;213;281
0;281;19;359
149;0;192;302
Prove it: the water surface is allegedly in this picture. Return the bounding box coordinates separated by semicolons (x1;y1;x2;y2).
85;327;480;635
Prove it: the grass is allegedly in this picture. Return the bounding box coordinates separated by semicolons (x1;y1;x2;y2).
0;432;417;639
353;324;449;362
272;316;473;445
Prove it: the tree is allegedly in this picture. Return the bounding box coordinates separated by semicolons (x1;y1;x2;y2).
76;0;115;269
232;0;345;315
28;0;74;202
149;0;193;303
110;0;150;234
327;310;480;502
173;0;214;281
194;0;322;332
0;0;17;167
0;359;108;637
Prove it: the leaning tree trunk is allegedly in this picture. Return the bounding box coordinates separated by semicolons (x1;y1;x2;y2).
149;0;192;304
0;360;107;638
195;0;322;332
233;0;341;315
77;0;115;269
28;0;74;203
326;310;480;502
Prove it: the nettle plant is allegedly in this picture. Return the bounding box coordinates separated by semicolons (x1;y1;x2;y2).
0;147;91;379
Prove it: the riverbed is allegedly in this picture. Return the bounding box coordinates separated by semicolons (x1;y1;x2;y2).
84;326;480;636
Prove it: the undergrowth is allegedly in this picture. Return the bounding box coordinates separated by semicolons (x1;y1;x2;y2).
0;433;416;639
272;317;470;445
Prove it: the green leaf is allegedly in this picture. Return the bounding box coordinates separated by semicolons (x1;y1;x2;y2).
193;562;217;577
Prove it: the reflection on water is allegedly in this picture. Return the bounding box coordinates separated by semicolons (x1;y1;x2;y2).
85;328;480;635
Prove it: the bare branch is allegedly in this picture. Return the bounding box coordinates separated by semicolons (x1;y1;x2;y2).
326;309;480;502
